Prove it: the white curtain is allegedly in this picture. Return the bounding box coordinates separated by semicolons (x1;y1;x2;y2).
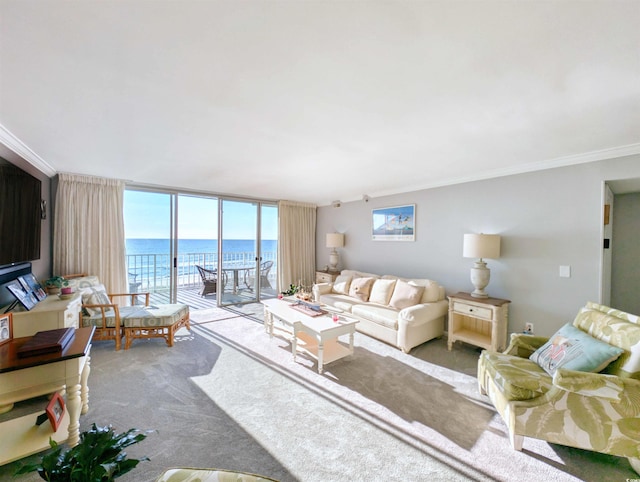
277;200;316;292
53;173;127;293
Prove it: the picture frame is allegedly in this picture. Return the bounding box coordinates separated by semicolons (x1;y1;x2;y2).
46;392;66;432
18;273;47;302
0;313;12;347
6;280;38;311
372;204;416;241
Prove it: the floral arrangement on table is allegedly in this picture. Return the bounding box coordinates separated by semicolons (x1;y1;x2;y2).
280;283;313;301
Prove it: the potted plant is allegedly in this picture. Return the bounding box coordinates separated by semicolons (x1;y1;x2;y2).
15;423;151;481
44;276;69;295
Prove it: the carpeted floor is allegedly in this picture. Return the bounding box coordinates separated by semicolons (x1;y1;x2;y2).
1;305;634;481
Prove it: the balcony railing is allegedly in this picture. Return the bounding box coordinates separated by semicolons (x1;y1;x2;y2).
126;251;277;293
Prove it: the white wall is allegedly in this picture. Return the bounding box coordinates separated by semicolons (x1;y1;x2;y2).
611;192;640;315
316;154;640;337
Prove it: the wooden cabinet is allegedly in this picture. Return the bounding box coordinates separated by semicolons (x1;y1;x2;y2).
315;270;340;284
447;292;510;352
10;294;81;338
0;327;93;465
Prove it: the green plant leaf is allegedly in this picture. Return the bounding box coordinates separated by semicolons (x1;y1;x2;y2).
13;424;150;481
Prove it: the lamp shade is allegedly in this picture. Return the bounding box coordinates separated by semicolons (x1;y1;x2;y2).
326;233;345;248
463;234;501;259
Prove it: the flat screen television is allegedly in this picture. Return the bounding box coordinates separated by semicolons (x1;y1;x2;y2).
0;159;42;267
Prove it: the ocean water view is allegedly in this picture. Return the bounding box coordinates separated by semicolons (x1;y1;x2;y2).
126;238;277;256
126;239;278;290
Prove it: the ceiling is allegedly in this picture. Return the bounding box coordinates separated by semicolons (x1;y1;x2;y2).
1;1;639;205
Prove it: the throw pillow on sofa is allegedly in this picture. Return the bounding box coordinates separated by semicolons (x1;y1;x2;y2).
408;279;442;303
389;280;424;310
348;277;374;301
332;275;352;295
529;323;624;376
369;279;397;305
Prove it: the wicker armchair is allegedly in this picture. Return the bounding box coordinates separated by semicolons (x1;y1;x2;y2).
243;260;274;291
196;265;226;297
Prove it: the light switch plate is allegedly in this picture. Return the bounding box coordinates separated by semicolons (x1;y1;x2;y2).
559;265;571;278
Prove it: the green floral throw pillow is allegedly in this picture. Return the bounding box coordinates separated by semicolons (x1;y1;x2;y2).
530;323;624;376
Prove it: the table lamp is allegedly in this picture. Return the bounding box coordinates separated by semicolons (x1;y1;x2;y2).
326;233;345;271
463;233;501;298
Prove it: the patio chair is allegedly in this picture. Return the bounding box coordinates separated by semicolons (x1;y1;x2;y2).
243;260;274;291
196;265;225;297
128;271;142;293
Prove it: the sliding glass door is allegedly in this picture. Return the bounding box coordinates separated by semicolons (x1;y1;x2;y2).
260;204;278;300
125;189;277;309
219;200;258;305
124;190;174;303
176;195;219;304
219;199;278;306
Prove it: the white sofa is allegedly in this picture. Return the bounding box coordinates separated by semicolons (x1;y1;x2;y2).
312;269;448;352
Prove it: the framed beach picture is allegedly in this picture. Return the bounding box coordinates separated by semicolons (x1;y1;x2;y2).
46;392;66;432
372;204;416;241
6;280;38;311
18;273;47;301
0;313;12;347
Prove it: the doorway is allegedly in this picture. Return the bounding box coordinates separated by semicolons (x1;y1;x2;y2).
602;178;640;315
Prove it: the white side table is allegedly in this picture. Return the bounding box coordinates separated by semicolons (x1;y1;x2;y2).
315;270;340;284
447;292;510;352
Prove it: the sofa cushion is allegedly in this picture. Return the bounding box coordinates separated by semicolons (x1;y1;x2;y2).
382;275;443;302
348;277;374;301
529;323;624;376
318;293;361;313
480;351;553;401
409;279;442;303
332;275;352;295
369;279;397;305
389;280;424;310
352;304;399;330
341;270;380;280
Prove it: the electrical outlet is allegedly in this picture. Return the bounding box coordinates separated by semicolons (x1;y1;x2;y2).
524;322;534;334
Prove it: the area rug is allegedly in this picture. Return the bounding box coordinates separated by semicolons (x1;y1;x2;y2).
189;309;634;481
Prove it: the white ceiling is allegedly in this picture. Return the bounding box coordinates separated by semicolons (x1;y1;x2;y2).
1;1;639;205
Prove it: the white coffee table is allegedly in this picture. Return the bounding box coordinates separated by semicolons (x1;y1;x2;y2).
262;298;358;374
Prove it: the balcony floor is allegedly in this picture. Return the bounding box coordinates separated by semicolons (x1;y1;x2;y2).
146;286;276;317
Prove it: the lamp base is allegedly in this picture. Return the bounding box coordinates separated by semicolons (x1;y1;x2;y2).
329;250;339;271
470;260;491;298
470;291;489;299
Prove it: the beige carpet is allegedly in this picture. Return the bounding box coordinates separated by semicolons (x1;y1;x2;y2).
2;305;633;481
189;307;632;481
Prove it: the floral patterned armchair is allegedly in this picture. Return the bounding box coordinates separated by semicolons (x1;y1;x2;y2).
478;302;640;474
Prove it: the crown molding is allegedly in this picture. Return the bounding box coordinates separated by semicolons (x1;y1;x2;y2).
0;123;57;177
350;143;640;205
